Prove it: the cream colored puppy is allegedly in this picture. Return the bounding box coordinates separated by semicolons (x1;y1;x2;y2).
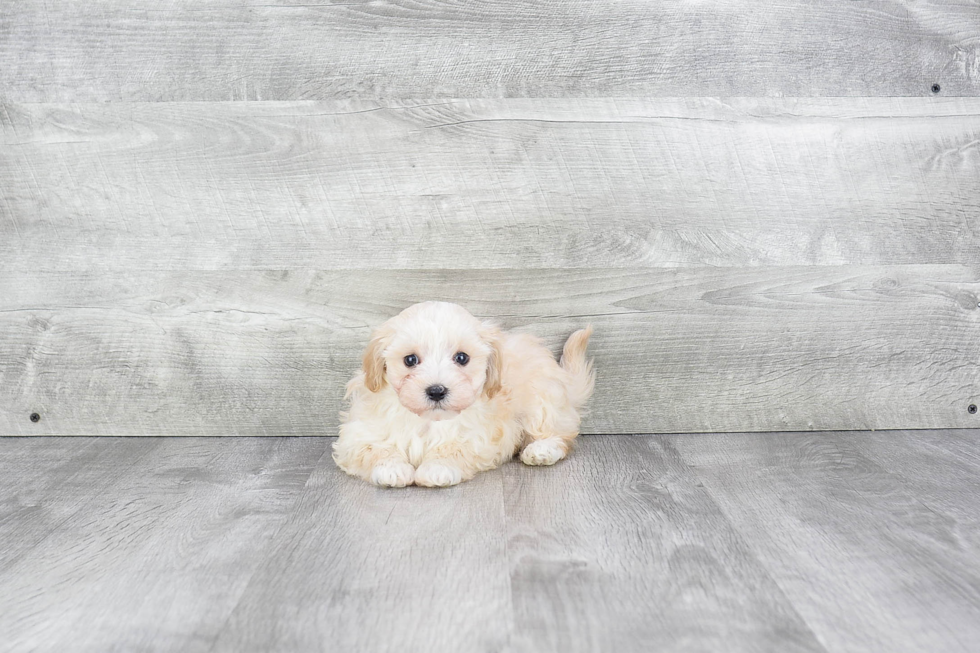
333;301;595;487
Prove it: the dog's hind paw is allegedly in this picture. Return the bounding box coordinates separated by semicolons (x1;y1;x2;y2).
520;438;567;466
370;460;416;487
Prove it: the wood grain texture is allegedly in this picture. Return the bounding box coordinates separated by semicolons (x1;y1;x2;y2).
1;266;977;435
503;435;824;653
844;429;980;529
0;437;162;573
1;0;978;101
3;432;980;651
2;98;979;271
211;446;513;653
673;431;980;653
0;437;325;652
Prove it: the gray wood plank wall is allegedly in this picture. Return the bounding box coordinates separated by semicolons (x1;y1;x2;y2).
2;1;979;99
1;2;978;435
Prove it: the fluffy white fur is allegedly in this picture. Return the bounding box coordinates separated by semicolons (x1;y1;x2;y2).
333;301;595;487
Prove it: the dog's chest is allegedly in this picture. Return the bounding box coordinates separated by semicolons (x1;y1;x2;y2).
402;420;459;467
406;427;427;467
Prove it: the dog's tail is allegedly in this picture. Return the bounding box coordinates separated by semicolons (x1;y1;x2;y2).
560;325;595;408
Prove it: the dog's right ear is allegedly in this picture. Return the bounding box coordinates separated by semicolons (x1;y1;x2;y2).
362;324;393;393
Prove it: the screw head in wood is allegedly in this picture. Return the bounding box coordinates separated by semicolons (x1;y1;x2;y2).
970;404;978;415
30;412;41;423
931;83;941;94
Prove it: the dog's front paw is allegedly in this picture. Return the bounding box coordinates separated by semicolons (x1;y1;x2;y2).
520;438;568;466
370;460;416;488
414;461;463;487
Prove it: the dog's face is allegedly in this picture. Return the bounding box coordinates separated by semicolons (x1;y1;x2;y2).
361;302;502;421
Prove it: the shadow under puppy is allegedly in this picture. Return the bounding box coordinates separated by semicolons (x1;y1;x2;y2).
333;301;595;487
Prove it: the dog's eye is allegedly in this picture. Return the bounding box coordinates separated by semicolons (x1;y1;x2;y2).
453;352;469;366
404;354;419;368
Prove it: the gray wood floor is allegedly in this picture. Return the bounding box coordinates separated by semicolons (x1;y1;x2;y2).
1;431;978;652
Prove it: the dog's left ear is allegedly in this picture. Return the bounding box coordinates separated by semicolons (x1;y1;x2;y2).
480;322;504;399
362;323;394;393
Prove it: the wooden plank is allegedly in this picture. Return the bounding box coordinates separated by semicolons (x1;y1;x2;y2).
503;435;825;653
673;431;980;653
1;266;977;435
210;444;512;653
1;1;977;101
839;429;980;534
0;437;324;652
0;437;162;572
2;98;979;271
2;433;980;650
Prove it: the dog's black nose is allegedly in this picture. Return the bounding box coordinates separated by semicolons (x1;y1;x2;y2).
426;385;448;402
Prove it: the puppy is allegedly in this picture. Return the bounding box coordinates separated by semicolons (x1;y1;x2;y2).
333;301;595;487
